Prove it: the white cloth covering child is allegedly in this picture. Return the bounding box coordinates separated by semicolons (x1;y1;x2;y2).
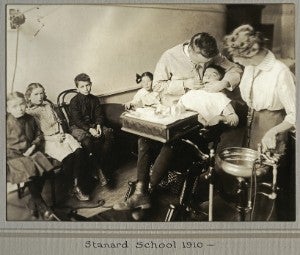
177;66;239;126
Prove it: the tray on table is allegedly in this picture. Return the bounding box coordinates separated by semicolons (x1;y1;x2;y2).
121;108;200;143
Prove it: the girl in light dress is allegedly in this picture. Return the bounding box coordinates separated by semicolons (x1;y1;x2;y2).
124;72;160;110
25;83;90;201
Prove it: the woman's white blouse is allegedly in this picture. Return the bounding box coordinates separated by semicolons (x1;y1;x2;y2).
239;50;295;125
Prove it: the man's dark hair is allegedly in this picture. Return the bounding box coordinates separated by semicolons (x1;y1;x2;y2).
190;33;219;58
74;73;91;87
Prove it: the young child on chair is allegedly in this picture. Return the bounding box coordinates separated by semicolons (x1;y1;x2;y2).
69;73;114;186
177;65;239;127
7;92;56;220
124;72;160;110
25;83;90;201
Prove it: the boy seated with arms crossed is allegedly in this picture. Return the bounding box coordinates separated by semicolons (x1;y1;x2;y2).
177;65;239;127
69;73;114;187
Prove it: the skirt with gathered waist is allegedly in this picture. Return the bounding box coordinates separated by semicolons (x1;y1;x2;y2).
44;133;81;162
248;109;287;154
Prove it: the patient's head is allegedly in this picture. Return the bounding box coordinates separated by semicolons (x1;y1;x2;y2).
203;65;225;84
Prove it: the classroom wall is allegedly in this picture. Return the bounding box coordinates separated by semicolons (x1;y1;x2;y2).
261;4;295;59
7;4;226;103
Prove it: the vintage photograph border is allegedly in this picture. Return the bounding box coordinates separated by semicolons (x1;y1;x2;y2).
0;0;299;241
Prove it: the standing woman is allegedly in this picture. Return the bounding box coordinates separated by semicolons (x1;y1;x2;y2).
223;25;295;153
222;25;295;220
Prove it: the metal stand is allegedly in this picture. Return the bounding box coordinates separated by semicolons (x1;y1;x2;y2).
235;148;281;221
205;149;215;222
164;161;206;222
235;177;252;221
164;139;210;222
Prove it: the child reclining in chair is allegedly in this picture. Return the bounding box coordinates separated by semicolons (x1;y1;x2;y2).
176;65;239;127
7;92;55;220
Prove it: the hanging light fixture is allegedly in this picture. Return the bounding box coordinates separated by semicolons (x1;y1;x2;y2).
9;9;26;29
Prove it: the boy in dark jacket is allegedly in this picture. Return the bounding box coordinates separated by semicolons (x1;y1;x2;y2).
69;73;114;186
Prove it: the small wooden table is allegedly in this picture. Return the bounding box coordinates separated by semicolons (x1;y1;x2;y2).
121;108;200;143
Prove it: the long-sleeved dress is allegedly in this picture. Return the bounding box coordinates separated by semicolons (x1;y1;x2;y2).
130;88;160;107
26;102;81;161
7;113;53;184
239;50;295;153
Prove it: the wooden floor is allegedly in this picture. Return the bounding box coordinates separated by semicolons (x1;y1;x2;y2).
6;156;294;222
6;156;239;222
77;160;137;218
7;157;208;222
7;158;138;221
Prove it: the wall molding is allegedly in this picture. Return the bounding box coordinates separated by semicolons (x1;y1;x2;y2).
98;84;141;98
115;4;226;13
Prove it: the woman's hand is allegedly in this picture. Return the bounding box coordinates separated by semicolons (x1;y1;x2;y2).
23;144;36;157
261;129;277;152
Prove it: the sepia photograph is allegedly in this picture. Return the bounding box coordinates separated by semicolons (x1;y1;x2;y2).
1;1;299;254
5;2;296;223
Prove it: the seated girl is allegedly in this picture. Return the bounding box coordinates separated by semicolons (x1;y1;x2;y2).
124;72;160;110
7;92;55;220
177;65;239;127
25;83;90;202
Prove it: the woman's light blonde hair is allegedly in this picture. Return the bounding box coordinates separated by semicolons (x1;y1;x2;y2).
223;24;266;58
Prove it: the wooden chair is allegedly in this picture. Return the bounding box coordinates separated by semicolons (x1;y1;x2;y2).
56;89;78;132
56;89;138;165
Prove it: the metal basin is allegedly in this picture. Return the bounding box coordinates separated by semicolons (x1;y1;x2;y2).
216;147;269;178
